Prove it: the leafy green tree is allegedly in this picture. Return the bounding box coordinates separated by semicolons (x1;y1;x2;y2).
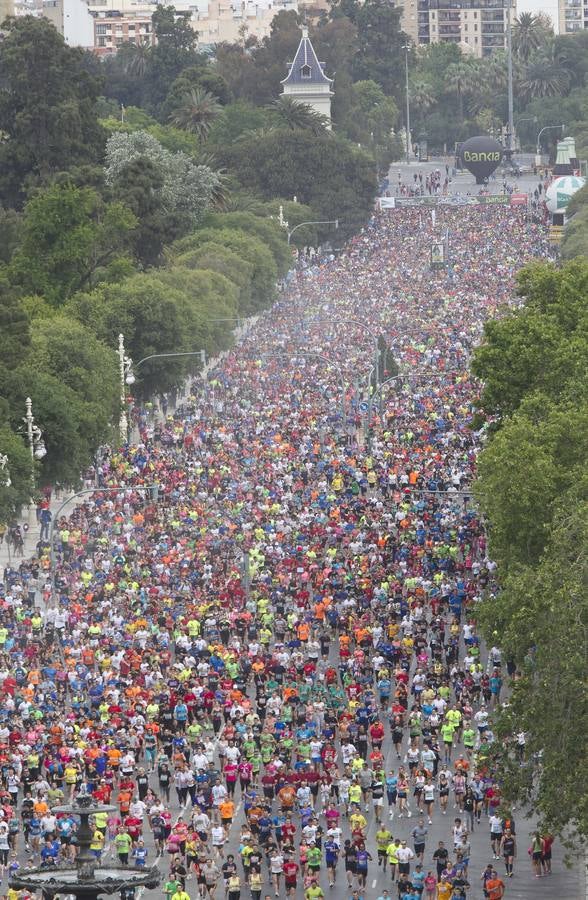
341;80;399;167
220;128;377;239
473;255;588;845
30;316;119;424
0;425;35;525
0;365;109;487
104;130;220;231
351;0;408;97
0;278;31;369
475;494;588;843
121;38;153;79
472;260;588;419
213;43;261;104
110;157;174;266
445;62;475;123
312;17;358;124
206;101;270;150
0;207;22;264
561;205;588;259
171;227;278;313
203;211;291;276
0;16;105;207
67;274;195;397
174;243;254;311
163;65;231;117
144;6;203;112
9;182;136;306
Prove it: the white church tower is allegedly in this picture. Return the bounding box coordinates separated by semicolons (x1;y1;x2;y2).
281;26;334;125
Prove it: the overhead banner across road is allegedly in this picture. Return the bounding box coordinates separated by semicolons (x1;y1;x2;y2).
378;194;510;209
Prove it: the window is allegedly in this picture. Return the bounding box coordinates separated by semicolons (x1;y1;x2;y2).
97;36;106;45
96;23;107;33
300;64;311;78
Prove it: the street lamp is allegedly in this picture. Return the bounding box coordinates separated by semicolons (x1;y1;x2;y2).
402;43;411;166
0;453;11;488
504;0;515;166
536;124;565;163
287;219;339;246
22;397;46;488
118;333;133;444
118;334;207;443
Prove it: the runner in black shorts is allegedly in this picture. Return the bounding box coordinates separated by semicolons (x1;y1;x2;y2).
344;839;357;888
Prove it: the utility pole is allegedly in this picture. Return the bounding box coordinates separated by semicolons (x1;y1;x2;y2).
402;43;411;166
505;0;515;166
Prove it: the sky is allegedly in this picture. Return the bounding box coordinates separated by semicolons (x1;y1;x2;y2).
517;0;560;30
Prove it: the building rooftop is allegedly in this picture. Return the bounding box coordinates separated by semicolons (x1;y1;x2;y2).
281;25;332;86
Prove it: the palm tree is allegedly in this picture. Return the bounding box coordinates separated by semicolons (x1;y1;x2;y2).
445;63;474;123
410;80;436;112
122;39;152;78
512;12;551;63
169;88;222;141
520;44;571;101
268;97;330;136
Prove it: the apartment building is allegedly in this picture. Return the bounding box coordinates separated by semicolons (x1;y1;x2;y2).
558;0;586;32
417;0;511;58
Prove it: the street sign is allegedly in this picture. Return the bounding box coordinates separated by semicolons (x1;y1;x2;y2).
359;401;369;413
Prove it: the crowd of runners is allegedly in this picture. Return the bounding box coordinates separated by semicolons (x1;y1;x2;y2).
0;205;555;900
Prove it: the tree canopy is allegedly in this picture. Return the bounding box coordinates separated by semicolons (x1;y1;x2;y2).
473;259;588;844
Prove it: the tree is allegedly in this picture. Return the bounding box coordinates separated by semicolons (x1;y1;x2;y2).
520;44;571;101
169;87;222;140
341;80;398;148
259;199;317;246
445;62;475;123
409;80;436;113
30;316;119;426
206;101;270;151
268;97;330;135
312;17;358;124
219;128;377;239
174;243;255;311
213;43;261;104
104;130;220;231
472;260;588;419
67;274;197;398
203;211;291;276
122;38;153;78
0;425;35;525
9;183;136;307
473;255;588;845
140;6;204;113
163;65;231;117
351;0;409;97
512;12;553;64
171;227;278;313
474;496;588;843
0;207;22;264
561;205;588;260
0;16;106;206
0;276;31;370
107;157;179;267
